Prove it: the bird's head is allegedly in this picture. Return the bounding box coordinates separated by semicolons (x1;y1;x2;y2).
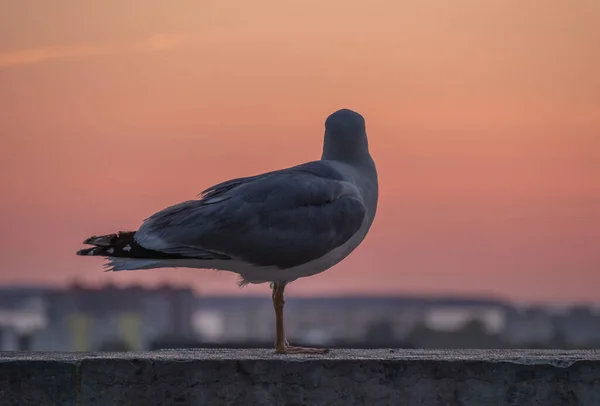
322;109;369;163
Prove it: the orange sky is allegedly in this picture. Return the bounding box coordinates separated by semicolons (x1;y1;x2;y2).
0;0;599;302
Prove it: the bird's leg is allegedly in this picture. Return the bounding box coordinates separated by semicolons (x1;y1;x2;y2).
271;282;329;354
272;282;288;352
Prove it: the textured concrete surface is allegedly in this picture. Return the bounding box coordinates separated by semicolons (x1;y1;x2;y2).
1;349;600;406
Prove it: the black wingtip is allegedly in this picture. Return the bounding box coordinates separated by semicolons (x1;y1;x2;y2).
76;247;96;256
82;236;96;245
83;234;116;246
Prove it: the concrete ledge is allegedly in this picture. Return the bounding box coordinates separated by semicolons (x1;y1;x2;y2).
1;349;600;406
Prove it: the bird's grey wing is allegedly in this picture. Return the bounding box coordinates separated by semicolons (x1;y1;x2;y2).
134;162;366;269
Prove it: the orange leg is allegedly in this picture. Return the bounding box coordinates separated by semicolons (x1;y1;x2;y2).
271;282;329;354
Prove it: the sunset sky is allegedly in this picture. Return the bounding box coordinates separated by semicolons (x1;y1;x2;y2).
0;0;598;303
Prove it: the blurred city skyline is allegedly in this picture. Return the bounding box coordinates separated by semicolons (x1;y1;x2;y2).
2;282;600;352
1;0;599;302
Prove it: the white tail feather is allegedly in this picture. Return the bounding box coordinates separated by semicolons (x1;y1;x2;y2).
103;257;232;272
104;258;168;272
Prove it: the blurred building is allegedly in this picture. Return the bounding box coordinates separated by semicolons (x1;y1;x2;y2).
31;282;196;351
0;286;47;351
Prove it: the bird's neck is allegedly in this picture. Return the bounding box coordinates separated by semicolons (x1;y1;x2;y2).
321;138;371;164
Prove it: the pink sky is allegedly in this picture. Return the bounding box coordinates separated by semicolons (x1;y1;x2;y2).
0;0;599;302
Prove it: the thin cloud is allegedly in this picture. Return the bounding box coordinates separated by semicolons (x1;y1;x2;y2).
0;44;109;69
144;34;187;51
0;34;187;69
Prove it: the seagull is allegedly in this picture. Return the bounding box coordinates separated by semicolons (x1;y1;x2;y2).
77;108;378;354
